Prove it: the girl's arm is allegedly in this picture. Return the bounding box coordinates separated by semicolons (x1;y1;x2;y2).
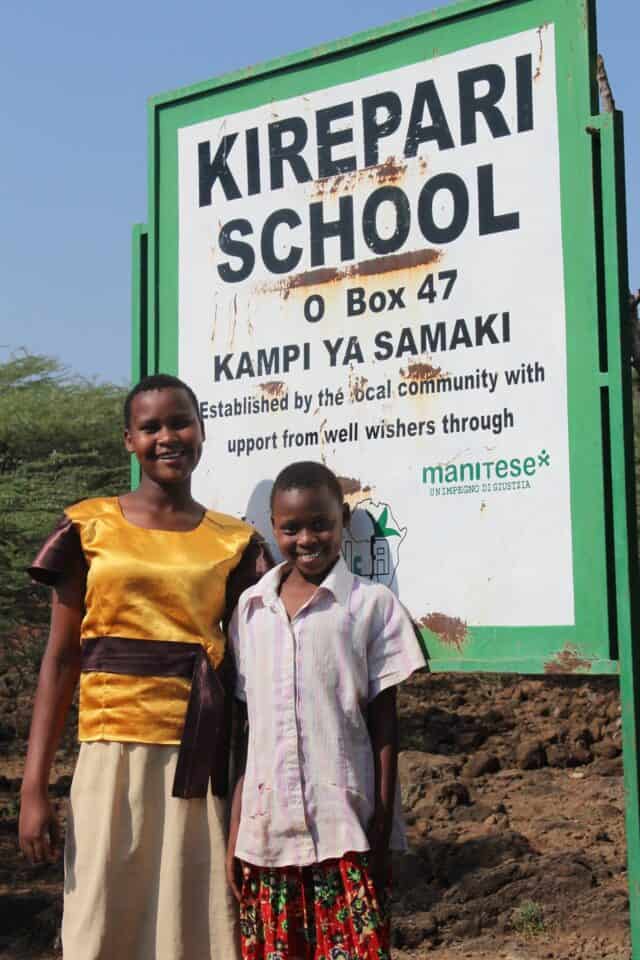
226;700;248;901
19;575;84;863
367;685;398;890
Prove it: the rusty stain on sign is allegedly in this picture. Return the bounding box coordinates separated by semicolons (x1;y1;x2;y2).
228;294;238;349
544;643;593;674
419;613;469;650
264;247;442;298
399;360;443;382
318;418;328;464
259;381;287;398
349;372;368;402
373;156;407;183
534;25;544;81
313;155;409;198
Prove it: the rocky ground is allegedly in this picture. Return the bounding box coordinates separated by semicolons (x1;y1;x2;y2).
0;666;631;959
393;671;629;960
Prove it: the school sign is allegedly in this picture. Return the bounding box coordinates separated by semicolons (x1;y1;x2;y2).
134;0;635;676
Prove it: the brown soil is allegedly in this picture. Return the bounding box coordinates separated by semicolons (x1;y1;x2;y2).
0;670;630;959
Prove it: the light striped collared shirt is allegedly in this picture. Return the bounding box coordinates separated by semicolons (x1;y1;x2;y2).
229;557;426;867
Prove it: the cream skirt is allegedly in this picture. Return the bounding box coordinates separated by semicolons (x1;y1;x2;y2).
62;741;239;960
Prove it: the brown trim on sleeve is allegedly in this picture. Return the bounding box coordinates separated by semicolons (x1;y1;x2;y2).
223;533;275;627
27;514;86;586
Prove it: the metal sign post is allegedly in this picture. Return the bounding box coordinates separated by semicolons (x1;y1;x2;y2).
132;0;640;952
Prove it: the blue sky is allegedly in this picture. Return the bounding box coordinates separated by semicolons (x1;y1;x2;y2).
1;0;637;383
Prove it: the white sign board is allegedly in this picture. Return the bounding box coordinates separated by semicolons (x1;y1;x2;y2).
178;25;574;627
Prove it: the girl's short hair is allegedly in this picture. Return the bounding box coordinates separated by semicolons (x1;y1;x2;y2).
124;374;202;428
270;461;344;510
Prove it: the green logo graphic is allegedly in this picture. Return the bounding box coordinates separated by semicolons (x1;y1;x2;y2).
344;500;407;588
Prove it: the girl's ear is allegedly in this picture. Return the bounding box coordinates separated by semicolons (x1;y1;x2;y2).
342;503;351;527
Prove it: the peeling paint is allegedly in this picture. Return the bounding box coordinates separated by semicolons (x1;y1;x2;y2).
373;156;407;184
349;373;368;402
312;155;408;199
259;380;287;398
338;476;371;496
419;613;468;651
534;25;544;81
264;247;442;298
399;360;443;382
544;644;593;675
228;294;238;349
318;418;328;464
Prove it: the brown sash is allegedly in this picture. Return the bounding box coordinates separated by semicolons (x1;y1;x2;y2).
81;636;233;799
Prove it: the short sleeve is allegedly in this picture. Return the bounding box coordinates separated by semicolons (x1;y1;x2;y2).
368;591;426;701
27;514;86;587
228;606;247;702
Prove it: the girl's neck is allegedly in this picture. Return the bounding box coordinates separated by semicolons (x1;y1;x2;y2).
278;568;317;620
134;475;194;510
278;557;339;620
284;554;340;589
120;478;204;530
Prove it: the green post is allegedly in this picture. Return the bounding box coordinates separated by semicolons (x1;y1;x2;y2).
131;223;149;489
594;109;640;957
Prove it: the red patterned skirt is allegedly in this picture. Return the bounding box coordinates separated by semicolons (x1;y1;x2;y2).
239;851;391;960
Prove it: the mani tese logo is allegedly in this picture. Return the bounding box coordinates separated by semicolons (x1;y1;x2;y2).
422;449;552;496
343;500;407;588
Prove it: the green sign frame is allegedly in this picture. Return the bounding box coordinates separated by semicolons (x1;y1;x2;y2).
133;0;636;677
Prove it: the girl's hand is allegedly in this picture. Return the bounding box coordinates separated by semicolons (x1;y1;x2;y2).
19;788;61;864
226;849;244;902
19;578;82;868
226;706;247;903
366;818;390;901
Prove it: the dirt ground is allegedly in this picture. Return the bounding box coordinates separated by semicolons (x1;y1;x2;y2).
0;669;630;959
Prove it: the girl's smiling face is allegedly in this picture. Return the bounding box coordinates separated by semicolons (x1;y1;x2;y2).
124;387;204;485
271;484;348;585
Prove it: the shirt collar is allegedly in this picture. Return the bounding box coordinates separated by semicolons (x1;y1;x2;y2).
242;554;355;612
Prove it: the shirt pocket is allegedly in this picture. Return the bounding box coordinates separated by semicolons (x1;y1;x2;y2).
245;781;271;819
328;724;374;799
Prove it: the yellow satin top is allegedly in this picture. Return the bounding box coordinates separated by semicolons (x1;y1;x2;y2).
65;497;254;745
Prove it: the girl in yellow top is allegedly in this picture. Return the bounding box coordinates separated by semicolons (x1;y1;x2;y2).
19;374;269;960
